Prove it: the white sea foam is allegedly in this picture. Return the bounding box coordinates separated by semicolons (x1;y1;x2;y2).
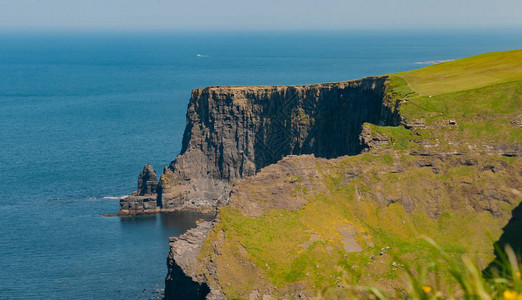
196;54;208;57
415;59;454;65
103;196;123;199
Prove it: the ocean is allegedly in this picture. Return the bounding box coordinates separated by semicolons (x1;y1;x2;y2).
1;29;521;299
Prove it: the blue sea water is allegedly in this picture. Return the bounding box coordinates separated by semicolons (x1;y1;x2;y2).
0;29;521;299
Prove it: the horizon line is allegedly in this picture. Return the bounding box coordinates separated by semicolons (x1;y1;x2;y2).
1;26;522;34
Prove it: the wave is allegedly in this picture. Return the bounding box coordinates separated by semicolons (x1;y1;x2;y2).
415;59;454;65
102;196;123;199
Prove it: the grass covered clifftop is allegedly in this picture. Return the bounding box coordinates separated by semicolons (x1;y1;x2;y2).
398;50;522;96
377;50;521;153
194;50;522;299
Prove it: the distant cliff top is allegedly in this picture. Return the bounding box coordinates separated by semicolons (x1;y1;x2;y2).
192;76;384;92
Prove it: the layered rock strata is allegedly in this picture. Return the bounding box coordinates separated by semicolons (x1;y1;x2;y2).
118;164;160;216
157;76;399;212
138;164;159;195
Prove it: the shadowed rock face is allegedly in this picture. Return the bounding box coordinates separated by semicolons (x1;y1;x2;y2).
165;222;213;300
158;76;399;210
138;164;159;196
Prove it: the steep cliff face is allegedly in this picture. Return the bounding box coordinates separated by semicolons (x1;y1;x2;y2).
158;76;400;210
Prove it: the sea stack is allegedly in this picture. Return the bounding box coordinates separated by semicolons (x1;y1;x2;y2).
117;164;160;216
137;164;159;196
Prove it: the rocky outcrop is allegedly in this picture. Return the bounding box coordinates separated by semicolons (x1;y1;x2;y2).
118;164;160;216
138;164;159;195
359;125;390;152
165;221;213;300
158;76;400;211
227;154;327;217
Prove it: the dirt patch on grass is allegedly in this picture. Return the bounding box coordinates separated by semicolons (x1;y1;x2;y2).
338;225;363;253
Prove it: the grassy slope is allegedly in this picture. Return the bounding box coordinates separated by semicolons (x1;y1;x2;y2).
197;50;522;298
397;50;522;96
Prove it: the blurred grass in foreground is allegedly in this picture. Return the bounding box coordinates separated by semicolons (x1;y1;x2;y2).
319;237;521;299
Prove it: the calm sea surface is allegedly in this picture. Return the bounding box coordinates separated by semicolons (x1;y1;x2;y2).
1;30;521;299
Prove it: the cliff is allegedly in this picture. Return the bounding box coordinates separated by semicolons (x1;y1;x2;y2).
163;50;521;299
155;76;399;212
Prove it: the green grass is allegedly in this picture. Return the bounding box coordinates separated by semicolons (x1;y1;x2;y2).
397;50;522;96
371;61;522;152
365;123;425;150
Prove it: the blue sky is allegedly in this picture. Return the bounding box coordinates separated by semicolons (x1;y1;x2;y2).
1;0;521;30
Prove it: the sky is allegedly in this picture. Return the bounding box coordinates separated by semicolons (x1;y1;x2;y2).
0;0;521;31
